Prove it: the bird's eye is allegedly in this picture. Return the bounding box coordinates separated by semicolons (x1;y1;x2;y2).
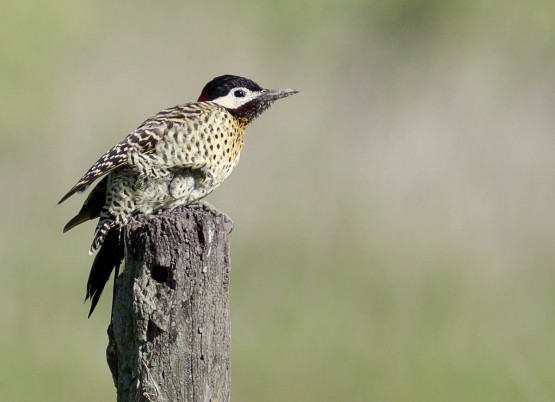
234;89;246;98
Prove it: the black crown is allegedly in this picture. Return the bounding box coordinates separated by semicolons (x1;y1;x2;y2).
198;75;263;101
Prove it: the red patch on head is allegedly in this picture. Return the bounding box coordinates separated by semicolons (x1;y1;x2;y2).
197;89;209;102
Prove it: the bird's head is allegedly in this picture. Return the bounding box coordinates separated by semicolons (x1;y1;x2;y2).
198;75;298;123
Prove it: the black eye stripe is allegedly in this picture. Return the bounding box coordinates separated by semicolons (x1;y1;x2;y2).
234;89;246;98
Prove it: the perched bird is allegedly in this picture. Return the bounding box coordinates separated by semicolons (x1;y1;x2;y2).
59;75;298;316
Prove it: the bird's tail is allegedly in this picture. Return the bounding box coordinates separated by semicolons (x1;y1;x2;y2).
90;213;117;255
86;226;124;317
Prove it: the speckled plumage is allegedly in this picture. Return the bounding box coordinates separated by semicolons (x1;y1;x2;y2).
70;102;247;254
59;75;298;316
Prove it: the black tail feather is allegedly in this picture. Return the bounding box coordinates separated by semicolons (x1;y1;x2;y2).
85;227;124;317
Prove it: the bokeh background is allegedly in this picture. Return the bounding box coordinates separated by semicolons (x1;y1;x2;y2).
2;0;555;401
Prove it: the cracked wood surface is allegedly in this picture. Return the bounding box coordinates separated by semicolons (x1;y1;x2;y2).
107;205;231;402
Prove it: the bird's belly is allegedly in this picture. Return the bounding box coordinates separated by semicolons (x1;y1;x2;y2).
126;165;234;214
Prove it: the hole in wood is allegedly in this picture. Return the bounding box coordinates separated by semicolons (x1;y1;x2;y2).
151;265;169;283
147;319;163;341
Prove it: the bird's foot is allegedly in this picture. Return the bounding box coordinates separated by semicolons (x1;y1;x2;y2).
189;200;234;234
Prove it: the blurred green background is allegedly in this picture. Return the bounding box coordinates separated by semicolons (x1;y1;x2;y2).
2;0;555;401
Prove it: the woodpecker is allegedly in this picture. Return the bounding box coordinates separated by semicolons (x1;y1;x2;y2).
59;75;298;316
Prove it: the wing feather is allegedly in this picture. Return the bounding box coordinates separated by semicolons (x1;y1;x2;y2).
59;122;164;204
62;177;107;232
58;103;205;204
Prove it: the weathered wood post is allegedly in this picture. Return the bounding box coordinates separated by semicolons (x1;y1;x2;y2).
106;205;231;402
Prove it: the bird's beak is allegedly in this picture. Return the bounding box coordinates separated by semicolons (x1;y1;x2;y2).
259;88;299;102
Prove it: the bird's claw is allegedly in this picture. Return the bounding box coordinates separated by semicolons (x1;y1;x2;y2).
189;200;234;234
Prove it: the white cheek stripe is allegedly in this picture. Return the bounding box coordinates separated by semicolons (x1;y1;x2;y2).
211;90;260;109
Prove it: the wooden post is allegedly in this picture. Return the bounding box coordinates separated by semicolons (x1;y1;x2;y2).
106;205;231;402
